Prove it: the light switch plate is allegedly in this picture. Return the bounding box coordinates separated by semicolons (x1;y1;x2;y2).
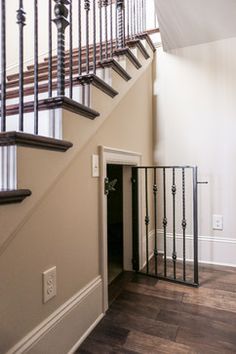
212;215;223;230
92;154;99;177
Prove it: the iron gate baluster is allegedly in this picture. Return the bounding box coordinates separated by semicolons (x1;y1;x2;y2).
172;168;177;279
193;166;199;285
132;168;139;271
182;168;187;281
145;168;150;274
163;167;167;277
153;168;158;276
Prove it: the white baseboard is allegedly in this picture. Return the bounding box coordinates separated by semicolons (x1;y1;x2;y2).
7;276;103;354
67;313;104;354
156;230;236;267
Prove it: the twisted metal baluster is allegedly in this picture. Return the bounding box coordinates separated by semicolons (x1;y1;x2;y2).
84;0;90;74
34;0;39;134
110;0;113;56
53;0;70;96
78;0;82;75
103;0;108;59
48;0;53;97
69;0;73;98
17;0;26;131
1;0;6;132
93;0;96;73
116;0;125;49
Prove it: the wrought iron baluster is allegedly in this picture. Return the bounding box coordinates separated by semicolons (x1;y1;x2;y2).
17;0;26;131
130;0;133;39
78;0;82;75
153;168;158;276
140;0;143;33
193;167;199;285
126;0;130;40
34;0;39;134
172;168;177;279
53;0;70;96
133;0;136;36
103;0;108;59
163;168;167;277
138;0;141;34
85;0;90;74
110;0;113;56
143;0;146;31
145;168;149;274
99;0;103;61
116;0;125;49
48;0;53;97
69;0;73;98
182;168;187;281
1;0;6;132
93;0;96;73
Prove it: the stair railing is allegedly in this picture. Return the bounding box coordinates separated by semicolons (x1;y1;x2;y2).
0;0;149;137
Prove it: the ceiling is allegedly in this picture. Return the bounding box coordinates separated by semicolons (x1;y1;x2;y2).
154;0;236;51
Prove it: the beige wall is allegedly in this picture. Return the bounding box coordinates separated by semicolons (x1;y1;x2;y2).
0;62;153;353
153;37;236;265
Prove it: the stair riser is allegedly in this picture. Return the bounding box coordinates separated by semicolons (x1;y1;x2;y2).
0;146;17;191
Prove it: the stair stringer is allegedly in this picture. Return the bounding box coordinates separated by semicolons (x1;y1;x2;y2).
0;48;154;253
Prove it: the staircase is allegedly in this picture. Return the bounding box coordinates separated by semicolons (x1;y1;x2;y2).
0;0;157;205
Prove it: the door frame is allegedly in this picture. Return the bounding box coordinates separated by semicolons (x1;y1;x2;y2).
99;146;142;312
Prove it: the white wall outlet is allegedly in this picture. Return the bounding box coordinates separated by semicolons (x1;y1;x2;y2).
43;266;57;303
92;154;99;177
212;215;223;230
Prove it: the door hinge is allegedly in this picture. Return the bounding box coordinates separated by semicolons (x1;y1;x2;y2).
104;177;118;196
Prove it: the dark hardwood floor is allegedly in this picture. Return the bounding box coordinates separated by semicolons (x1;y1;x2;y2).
77;264;236;353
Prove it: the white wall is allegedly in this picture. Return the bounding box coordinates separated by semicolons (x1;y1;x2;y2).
153;37;236;266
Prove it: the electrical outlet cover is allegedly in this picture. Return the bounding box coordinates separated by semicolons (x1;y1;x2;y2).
43;266;57;303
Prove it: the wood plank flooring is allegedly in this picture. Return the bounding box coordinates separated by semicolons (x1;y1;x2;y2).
77;264;236;353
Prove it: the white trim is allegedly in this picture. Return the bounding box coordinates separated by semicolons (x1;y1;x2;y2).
67;313;105;354
157;229;236;267
7;276;102;354
157;229;236;244
99;146;142;312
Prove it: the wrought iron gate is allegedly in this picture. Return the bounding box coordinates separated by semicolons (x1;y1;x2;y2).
132;166;201;287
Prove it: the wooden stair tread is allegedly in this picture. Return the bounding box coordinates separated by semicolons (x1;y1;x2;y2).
2;96;100;119
0;131;73;151
77;73;118;98
0;189;32;205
